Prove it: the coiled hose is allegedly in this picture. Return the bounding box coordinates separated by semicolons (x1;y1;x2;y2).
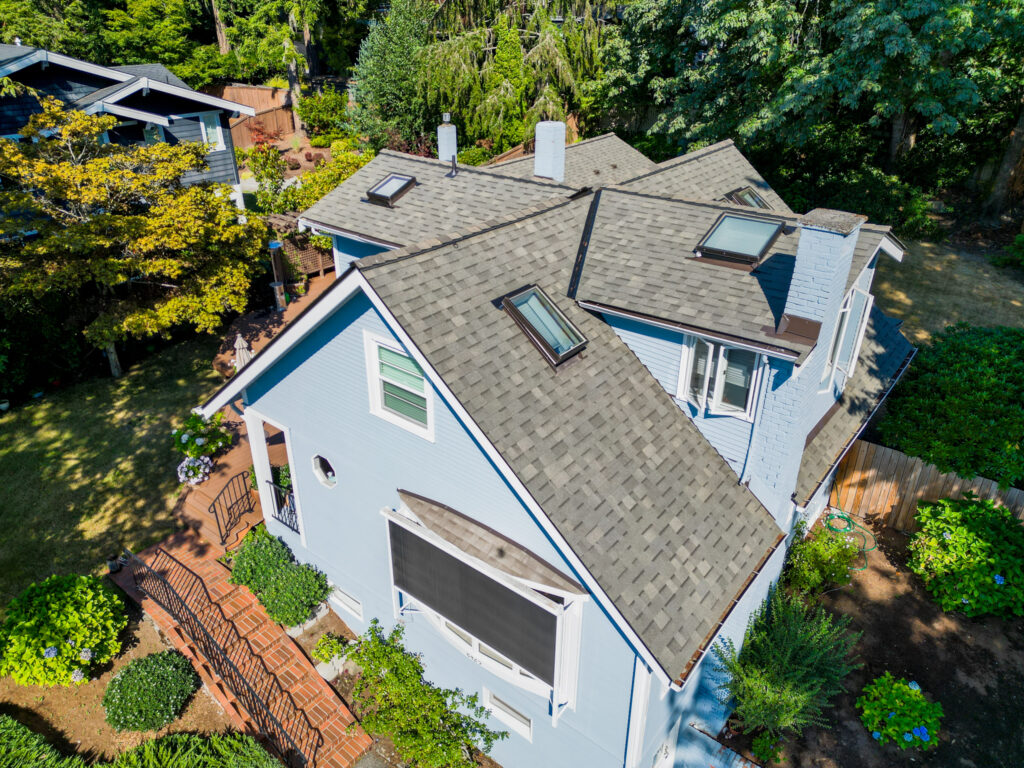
824;509;877;571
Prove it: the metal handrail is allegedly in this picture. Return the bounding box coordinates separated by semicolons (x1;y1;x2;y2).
266;480;300;533
209;470;256;545
127;548;320;766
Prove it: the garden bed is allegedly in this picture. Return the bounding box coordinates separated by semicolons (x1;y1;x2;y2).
0;612;232;761
783;523;1024;767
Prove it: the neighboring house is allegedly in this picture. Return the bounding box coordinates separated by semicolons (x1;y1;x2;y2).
198;122;913;768
0;42;253;206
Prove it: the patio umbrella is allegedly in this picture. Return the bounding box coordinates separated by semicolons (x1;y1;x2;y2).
233;334;253;371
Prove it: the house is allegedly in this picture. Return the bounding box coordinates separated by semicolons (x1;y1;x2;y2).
0;42;253;206
198;122;913;767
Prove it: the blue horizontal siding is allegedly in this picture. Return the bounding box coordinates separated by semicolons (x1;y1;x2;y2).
332;234;390;266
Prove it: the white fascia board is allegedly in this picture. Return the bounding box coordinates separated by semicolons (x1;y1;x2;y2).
297;217;401;249
0;49;45;77
45;51;134;82
354;271;677;689
878;235;904;262
98;77;256;117
197;269;364;417
87;102;170;126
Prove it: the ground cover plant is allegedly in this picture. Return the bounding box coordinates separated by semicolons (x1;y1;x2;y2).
784;522;861;595
0;574;126;686
856;672;943;751
713;587;860;738
344;619;506;768
102;650;199;732
229;526;329;626
907;496;1024;617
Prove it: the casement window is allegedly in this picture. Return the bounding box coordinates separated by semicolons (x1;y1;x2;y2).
680;336;762;420
483;688;533;741
725;186;772;210
199;113;225;151
364;331;434;440
819;288;873;391
142;123;164;144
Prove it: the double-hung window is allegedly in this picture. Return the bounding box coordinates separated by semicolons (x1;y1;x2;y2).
199;113;226;151
820;288;873;391
364;331;433;440
681;337;761;420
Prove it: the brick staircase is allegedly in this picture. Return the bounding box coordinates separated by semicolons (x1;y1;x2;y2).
112;530;372;768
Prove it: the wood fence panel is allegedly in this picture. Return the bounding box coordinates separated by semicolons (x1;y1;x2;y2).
831;440;1024;530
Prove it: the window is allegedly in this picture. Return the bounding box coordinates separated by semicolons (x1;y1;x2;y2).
199;113;225;151
312;455;336;487
367;173;415;207
503;285;587;367
696;213;782;264
329;583;363;621
681;337;761;420
483;688;533;741
142;123;164;144
819;288;873;391
726;186;772;210
364;331;433;440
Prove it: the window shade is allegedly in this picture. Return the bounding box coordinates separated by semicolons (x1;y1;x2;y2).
721;348;757;410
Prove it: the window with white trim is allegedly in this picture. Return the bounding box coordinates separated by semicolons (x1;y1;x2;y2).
312;455;337;487
364;331;433;440
483;688;533;741
819;288;873;391
199;113;225;151
329;583;363;621
680;337;762;420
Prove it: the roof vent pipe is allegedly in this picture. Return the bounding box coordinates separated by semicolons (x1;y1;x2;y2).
534;121;566;183
437;113;457;164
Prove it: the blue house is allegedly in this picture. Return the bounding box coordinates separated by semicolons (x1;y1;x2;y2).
200;123;913;768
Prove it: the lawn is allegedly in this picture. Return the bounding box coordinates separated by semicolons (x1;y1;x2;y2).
0;338;223;608
873;240;1024;343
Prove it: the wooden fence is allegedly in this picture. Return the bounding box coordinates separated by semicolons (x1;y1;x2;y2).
830;440;1024;530
203;84;295;148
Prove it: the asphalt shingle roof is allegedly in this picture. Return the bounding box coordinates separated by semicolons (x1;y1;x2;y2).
112;64;189;89
356;196;781;680
622;139;792;213
300;150;574;245
486;133;658;187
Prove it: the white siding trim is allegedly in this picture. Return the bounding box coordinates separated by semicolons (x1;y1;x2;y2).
624;658;652;768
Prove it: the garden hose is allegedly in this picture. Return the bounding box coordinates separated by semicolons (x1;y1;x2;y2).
824;509;877;572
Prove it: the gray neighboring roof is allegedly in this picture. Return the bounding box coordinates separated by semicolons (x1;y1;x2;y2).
575;188;813;358
621;139;792;213
486;133;658;187
357;195;781;681
795;308;914;503
112;64;189;89
300;150;574;246
72;80;132;108
0;44;35;64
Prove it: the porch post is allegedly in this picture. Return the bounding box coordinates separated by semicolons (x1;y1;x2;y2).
243;408;276;527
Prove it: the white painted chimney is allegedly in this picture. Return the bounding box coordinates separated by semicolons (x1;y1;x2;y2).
437;113;457;164
534;121;566;182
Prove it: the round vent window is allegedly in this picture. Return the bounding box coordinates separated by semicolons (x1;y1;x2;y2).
312;455;337;488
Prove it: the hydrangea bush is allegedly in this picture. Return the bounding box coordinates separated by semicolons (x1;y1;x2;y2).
0;575;126;686
908;496;1024;617
102;650;199;732
171;412;231;458
857;672;943;750
176;455;213;485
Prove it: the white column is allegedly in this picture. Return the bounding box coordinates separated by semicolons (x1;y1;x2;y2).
624;656;652;768
243;409;275;525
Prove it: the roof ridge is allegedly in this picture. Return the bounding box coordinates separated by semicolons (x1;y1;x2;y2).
376;149;574;190
489;132;623;169
618;139;737;186
602;185;802;221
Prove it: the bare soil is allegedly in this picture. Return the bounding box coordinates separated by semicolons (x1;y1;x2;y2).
0;612;232;761
783;523;1024;768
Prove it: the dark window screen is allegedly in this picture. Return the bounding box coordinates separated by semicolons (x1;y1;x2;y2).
389;522;557;685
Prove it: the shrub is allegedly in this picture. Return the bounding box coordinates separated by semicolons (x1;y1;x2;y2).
172;411;231;458
0;574;126;686
856;672;943;750
312;632;348;664
276;144;375;212
713;587;860;738
309;132;347;147
102;650;199;732
456;146;494;166
344;619;506;768
750;733;783;765
229;527;329;626
997;233;1024;269
0;714;85;768
295;86;351;137
907;496;1024;617
784;522;860;595
248;144;287;213
879;325;1024;489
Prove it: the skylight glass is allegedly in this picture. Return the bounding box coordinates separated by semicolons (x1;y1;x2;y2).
726;186;771;210
698;214;782;262
367;173;415;206
503;286;587;367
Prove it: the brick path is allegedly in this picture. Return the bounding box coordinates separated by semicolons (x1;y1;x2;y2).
111;529;372;768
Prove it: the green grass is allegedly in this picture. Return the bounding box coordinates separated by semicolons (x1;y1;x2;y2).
0;338;224;609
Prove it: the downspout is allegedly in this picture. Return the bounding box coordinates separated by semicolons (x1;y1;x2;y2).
739;355;771;485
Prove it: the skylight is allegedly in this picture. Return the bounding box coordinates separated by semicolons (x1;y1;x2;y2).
697;214;782;263
726;186;771;210
503;286;587;367
367;173;415;207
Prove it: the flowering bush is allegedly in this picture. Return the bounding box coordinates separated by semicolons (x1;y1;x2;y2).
0;575;126;686
784;522;860;595
177;455;213;485
171;411;231;458
857;672;943;750
103;650;199;732
908;496;1024;617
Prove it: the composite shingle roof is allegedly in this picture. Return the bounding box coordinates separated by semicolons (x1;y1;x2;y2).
486;132;658;187
112;64;190;89
300;150;574;246
356;195;781;680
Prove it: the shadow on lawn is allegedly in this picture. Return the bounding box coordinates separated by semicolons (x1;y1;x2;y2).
784;524;1024;768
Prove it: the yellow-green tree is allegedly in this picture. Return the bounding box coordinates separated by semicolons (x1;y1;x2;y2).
0;99;267;377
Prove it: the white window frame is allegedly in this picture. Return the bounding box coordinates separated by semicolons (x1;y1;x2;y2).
198;112;226;151
328;582;363;621
837;291;874;378
363;330;435;441
483;687;533;741
677;335;763;422
819;287;873;392
311;454;337;488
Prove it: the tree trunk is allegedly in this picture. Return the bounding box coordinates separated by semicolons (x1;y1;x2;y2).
286;45;306;138
105;342;123;378
303;23;318;78
983;96;1024;219
888;112;917;169
213;0;230;55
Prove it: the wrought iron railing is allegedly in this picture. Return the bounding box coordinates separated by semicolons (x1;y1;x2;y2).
126;548;321;766
267;481;300;533
209;470;256;546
